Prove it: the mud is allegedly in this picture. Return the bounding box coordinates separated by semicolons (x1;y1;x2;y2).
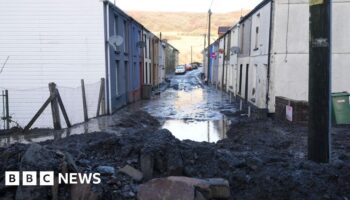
1;69;350;199
1;111;350;200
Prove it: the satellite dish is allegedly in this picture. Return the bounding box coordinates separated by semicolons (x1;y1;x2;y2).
108;35;124;50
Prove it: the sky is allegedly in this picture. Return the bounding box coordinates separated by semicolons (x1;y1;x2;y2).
113;0;263;13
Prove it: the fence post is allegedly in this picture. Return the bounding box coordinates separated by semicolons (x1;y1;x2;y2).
96;78;106;117
5;90;9;130
101;78;106;115
81;79;89;122
49;83;61;130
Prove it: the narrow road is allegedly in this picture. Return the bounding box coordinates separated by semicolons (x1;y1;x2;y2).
0;68;238;146
124;68;237;142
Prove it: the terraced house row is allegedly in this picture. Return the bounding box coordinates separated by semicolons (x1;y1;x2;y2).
204;0;350;122
0;0;179;128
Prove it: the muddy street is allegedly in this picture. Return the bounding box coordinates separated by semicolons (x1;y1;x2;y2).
1;69;350;200
125;68;236;142
0;68;236;146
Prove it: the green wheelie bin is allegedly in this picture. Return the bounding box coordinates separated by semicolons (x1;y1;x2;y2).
332;92;350;125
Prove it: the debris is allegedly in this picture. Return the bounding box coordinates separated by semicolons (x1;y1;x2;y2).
119;165;143;181
137;176;230;200
96;166;115;176
140;153;154;180
70;184;101;200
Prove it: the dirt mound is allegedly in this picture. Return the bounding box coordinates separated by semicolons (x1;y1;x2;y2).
1;112;350;199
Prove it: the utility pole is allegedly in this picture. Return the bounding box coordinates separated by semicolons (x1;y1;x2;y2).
308;0;331;163
203;34;206;66
191;46;193;64
207;9;212;84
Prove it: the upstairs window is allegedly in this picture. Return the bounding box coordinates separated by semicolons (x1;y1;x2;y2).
255;26;259;50
114;15;118;35
123;20;128;53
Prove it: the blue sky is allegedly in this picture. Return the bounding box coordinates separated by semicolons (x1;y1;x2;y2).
113;0;263;13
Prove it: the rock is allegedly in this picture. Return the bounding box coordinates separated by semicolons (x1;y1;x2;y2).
167;151;183;176
119;165;143;181
78;159;91;167
96;166;115;175
127;159;138;165
206;178;230;199
20;143;61;171
333;159;345;169
137;176;230;200
60;151;79;173
14;144;82;199
140;153;154;180
138;177;199;200
15;186;51;200
129;191;135;197
70;184;101;200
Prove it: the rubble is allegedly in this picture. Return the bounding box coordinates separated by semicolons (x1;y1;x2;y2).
96;166;115;176
137;176;230;200
119;165;143;182
0;111;350;199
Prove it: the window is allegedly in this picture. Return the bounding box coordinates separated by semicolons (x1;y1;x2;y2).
115;61;119;96
226;31;231;60
148;39;151;59
252;64;257;96
123;20;128;53
148;63;151;84
138;31;142;56
133;62;137;89
240;24;245;54
239;64;243;95
114;15;118;35
145;63;148;84
255;27;259;50
144;34;147;58
125;61;128;92
245;64;249;101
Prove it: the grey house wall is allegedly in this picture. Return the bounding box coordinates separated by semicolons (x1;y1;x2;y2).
107;5;130;111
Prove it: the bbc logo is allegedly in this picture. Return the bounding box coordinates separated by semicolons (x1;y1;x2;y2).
5;171;54;186
5;171;101;186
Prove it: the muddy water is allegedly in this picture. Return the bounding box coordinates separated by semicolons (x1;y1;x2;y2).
161;118;231;143
142;69;235;142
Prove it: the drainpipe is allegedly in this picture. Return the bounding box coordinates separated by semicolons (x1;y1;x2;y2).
141;27;144;87
104;1;112;114
266;0;274;115
221;36;226;90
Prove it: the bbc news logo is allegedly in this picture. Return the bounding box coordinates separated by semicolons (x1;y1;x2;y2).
5;171;101;186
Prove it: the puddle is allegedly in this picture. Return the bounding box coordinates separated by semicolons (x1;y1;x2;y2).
161;119;231;143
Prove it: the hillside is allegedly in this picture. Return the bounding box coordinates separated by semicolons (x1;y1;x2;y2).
127;11;249;64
